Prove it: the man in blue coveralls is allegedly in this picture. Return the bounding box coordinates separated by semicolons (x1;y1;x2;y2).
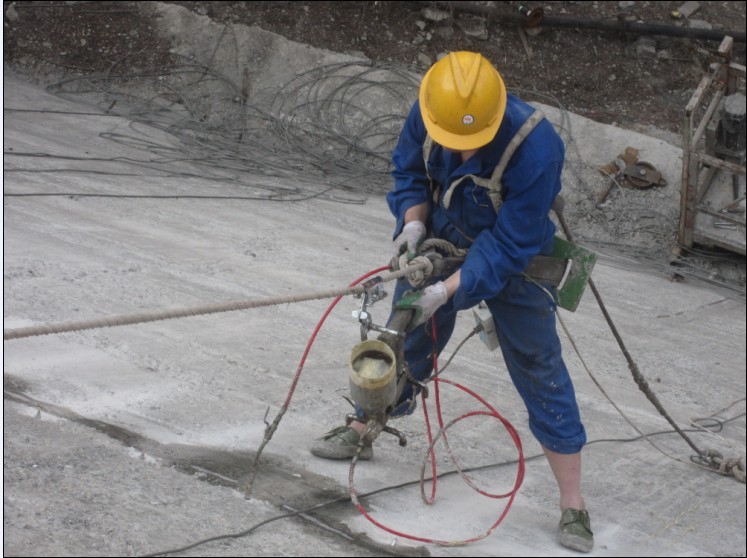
311;51;593;553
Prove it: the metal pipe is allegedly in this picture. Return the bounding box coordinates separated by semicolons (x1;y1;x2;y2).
423;1;746;43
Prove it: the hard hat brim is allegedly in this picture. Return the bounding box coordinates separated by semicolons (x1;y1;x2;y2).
418;63;507;151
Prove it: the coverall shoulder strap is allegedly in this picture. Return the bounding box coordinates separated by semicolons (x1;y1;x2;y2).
480;107;546;213
423;133;434;180
428;108;547;211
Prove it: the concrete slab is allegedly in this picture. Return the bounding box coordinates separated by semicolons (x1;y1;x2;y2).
3;17;745;558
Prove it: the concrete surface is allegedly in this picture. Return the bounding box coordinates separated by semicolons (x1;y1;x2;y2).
3;14;746;558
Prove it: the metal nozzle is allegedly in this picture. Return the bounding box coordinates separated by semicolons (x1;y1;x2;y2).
349;340;397;418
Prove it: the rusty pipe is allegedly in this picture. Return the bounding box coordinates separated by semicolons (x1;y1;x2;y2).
422;1;746;43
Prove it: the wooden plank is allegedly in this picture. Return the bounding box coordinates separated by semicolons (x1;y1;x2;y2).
692;152;747;175
685;74;713;114
692;88;724;146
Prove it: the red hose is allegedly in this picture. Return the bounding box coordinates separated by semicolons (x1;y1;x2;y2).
280;266;390;411
347;308;525;546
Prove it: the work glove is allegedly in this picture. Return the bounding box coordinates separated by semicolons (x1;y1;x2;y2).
395;281;448;330
390;221;426;271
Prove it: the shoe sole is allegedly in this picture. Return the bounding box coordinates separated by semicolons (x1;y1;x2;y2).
558;531;593;553
310;445;373;461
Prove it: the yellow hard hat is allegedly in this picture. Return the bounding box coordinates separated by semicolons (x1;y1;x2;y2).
419;51;507;151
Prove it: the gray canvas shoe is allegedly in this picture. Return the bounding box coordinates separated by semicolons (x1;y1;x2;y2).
558;508;594;552
310;425;373;460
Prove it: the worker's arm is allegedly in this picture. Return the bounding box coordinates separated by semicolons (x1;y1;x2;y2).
390;202;430;268
394;269;462;329
403;202;428;225
387;101;432;238
452;122;565;311
443;269;461;298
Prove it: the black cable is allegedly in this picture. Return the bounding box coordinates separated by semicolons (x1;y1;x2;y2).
3;108;128;116
18;55;418;201
434;326;480;376
140;419;745;557
138;506;343;558
11;42;736;294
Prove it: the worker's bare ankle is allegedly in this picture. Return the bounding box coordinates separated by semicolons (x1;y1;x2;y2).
350;420;366;433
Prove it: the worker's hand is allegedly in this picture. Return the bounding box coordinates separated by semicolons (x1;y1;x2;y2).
391;221;426;270
395;281;448;329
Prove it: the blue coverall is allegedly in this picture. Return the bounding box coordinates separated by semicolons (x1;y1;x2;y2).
384;95;586;454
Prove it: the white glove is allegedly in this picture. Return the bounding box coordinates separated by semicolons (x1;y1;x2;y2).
395;281;448;329
391;221;426;270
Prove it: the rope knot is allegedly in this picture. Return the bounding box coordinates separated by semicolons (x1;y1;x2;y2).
400;254;434;288
397;238;468;289
704;449;746;483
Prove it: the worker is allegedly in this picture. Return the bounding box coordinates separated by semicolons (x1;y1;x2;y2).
311;51;593;553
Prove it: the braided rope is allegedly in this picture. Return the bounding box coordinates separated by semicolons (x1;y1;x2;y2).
420;238;469;258
398;254;433;288
398;238;469;288
3;264;427;341
704;450;746;483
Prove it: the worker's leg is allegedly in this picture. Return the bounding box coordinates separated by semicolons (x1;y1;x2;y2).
486;276;592;551
361;276;458;419
486;276;586;455
311;277;456;459
542;447;585;511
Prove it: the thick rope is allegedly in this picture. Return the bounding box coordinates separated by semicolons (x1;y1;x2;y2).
420;238;469;258
553;211;746;482
3;264;427;341
399;255;433;288
4;237;469;341
703;450;746;483
398;238;469;288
